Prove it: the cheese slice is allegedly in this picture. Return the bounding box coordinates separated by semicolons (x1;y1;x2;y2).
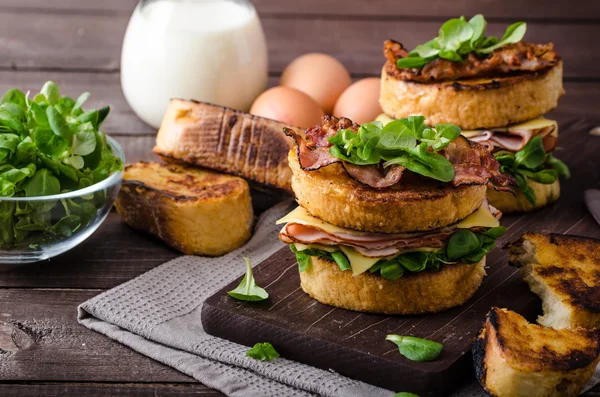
277;206;380;237
339;246;381;276
293;243;337;252
456;204;499;229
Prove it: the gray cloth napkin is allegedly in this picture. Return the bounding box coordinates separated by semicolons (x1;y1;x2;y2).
78;200;600;397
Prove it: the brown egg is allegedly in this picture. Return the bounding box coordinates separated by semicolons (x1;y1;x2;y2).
333;78;382;125
250;86;324;128
280;53;352;114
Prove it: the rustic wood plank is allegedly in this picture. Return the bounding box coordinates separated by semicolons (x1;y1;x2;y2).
2;0;599;20
1;70;599;139
0;289;195;383
0;382;223;397
0;12;597;78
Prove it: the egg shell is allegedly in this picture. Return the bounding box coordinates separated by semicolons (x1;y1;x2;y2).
333;78;382;125
250;86;324;128
280;53;352;114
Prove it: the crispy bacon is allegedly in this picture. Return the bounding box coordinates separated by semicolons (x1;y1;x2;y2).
284;116;516;191
384;39;561;83
445;136;516;192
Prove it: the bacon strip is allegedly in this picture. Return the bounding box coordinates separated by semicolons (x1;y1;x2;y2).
285;116;516;192
384;40;561;83
444;136;516;192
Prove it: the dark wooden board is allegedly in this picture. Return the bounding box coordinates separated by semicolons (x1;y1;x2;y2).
0;12;598;79
202;122;600;396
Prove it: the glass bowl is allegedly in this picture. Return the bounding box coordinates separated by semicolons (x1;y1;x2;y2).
0;136;124;264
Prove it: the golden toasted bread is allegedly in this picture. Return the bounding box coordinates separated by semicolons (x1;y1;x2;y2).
507;233;600;330
487;179;560;213
474;307;600;397
115;162;253;256
288;149;487;233
300;255;486;314
153;99;297;192
379;62;564;130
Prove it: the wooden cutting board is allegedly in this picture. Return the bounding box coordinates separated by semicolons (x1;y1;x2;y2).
201;124;600;397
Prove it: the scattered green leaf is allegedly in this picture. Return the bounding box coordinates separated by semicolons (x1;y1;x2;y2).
386;335;443;362
245;342;280;361
227;257;269;302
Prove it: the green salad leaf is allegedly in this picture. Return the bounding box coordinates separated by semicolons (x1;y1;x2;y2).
397;15;526;69
0;81;122;249
327;116;461;182
495;137;569;206
386;335;443;362
290;226;505;279
227;257;269;302
394;393;421;397
246;342;280;361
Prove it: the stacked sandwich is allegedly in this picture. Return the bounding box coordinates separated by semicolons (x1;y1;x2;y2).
277;115;514;314
378;15;570;213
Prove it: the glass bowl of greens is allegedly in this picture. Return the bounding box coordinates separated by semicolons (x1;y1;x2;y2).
0;81;124;264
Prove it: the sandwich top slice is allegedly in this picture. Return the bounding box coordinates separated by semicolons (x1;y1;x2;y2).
284;115;514;233
474;307;600;397
378;15;569;213
380;15;563;131
507;233;600;330
276;200;506;314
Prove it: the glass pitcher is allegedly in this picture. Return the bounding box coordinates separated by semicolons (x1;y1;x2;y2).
121;0;268;128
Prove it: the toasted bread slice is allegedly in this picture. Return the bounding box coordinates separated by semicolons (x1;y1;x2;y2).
289;149;487;233
507;233;600;330
380;62;564;130
153;99;297;192
474;307;600;397
487;179;560;213
115;162;253;256
299;255;486;314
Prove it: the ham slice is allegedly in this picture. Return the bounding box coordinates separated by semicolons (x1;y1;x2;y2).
285;116;515;192
467;123;557;152
279;201;502;258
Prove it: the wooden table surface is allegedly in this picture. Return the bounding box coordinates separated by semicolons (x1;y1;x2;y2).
0;1;599;396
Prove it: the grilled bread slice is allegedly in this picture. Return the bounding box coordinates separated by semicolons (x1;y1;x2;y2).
115;162;253;256
507;233;600;330
300;255;486;314
487;179;560;213
380;62;564;130
153;99;297;192
474;307;600;397
289;149;487;233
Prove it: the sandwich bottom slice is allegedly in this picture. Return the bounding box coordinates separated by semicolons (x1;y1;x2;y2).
507;233;600;330
277;201;505;314
474;307;600;397
300;255;485;314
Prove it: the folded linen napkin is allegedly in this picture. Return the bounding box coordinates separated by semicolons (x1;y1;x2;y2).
78;200;600;397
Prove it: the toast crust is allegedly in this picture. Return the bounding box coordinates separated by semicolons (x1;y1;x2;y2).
153;99;296;192
487;179;560;213
289;149;487;233
299;256;486;314
474;307;600;397
380;62;564;130
115;162;253;256
507;233;600;329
